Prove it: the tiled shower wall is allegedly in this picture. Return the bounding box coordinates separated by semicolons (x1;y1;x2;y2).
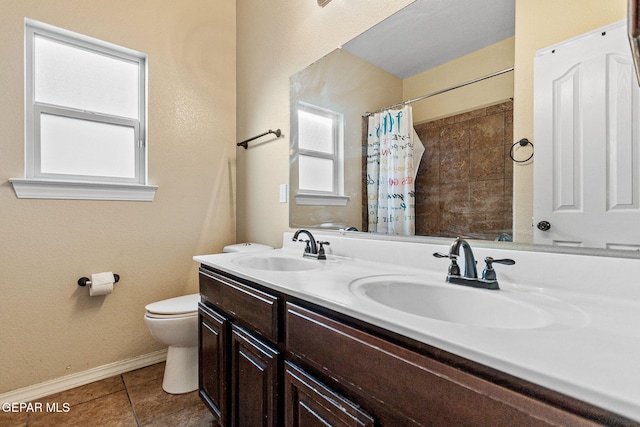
413;100;513;239
362;100;513;240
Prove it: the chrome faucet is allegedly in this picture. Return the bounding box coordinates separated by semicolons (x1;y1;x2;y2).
292;229;330;260
433;237;514;290
449;237;478;279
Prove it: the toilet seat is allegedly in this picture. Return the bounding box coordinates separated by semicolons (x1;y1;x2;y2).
145;311;197;319
145;293;200;318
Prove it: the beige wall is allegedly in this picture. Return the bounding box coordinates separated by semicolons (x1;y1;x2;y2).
406;37;515;124
0;0;235;393
236;0;412;247
513;0;626;242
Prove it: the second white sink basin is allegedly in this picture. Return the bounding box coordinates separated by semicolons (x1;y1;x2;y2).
349;275;587;330
231;253;322;271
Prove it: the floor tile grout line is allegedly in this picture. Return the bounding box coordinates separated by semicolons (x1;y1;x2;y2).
22;385;127;427
121;373;142;427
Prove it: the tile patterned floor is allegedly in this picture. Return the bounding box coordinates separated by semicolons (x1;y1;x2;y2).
1;363;215;427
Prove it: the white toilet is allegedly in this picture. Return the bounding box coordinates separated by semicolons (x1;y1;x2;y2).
144;294;200;394
144;242;273;394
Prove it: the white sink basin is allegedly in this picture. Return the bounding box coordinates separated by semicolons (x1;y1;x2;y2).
231;254;322;271
349;275;587;330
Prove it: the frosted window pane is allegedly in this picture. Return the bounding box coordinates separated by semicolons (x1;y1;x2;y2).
34;35;139;119
40;114;136;178
298;109;334;153
299;155;334;192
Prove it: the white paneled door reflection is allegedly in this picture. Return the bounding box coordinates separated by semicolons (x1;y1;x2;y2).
534;21;640;250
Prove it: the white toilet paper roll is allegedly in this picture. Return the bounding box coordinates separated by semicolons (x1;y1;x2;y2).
89;272;115;296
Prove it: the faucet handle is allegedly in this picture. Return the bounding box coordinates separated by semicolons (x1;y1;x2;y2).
482;257;515;281
317;241;330;260
294;239;311;253
486;257;515;265
433;252;461;276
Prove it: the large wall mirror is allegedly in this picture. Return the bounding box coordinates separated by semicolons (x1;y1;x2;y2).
290;0;639;257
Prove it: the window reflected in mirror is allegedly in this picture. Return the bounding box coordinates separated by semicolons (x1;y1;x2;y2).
297;103;343;195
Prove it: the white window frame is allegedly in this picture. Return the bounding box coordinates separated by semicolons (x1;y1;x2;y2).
295;102;348;206
10;19;157;201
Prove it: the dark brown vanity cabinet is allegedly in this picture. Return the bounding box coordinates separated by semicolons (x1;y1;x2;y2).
199;268;280;427
199;266;633;427
285;304;604;427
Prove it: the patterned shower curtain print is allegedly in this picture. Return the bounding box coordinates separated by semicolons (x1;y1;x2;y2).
366;105;420;235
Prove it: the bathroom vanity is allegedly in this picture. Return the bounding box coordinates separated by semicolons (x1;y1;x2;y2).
195;233;640;426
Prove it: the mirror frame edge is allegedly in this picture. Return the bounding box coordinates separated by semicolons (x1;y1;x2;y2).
301;227;640;259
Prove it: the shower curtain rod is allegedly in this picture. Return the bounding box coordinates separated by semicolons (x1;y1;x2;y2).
365;66;514;116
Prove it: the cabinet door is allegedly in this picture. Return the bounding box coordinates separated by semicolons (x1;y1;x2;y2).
199;303;228;425
230;324;279;427
285;362;374;427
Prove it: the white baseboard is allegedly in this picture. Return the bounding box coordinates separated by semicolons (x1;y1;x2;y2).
0;349;167;403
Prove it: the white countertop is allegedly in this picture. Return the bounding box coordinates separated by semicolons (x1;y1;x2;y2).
194;232;640;422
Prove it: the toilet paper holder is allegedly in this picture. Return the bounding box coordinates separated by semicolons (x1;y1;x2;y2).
77;274;120;287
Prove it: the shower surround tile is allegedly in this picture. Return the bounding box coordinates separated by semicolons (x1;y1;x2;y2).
413;100;513;239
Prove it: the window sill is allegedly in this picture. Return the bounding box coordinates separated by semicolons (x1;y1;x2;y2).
10;178;158;201
295;193;349;206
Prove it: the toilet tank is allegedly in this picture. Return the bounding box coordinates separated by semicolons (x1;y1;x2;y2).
223;243;274;253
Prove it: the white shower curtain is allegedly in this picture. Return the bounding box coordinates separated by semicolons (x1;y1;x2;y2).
366;105;423;235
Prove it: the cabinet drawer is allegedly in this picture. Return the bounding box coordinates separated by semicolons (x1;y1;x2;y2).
200;268;278;342
285;362;374;427
286;303;597;427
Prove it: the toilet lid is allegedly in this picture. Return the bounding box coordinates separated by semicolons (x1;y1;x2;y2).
145;293;200;315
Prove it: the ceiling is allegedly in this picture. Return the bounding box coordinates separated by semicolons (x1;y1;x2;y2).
341;0;516;79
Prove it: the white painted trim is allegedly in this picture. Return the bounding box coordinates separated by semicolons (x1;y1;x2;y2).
295;193;349;206
9;178;158;201
24;19;149;188
0;349;167;403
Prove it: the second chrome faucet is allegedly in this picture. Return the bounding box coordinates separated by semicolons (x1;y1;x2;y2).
434;237;514;290
292;229;330;260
